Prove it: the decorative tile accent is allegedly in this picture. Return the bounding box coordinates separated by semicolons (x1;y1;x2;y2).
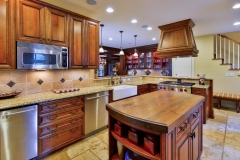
7;81;15;87
37;79;43;85
79;77;83;81
60;78;65;83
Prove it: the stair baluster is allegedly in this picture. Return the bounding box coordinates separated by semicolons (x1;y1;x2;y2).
233;42;234;69
229;39;230;64
220;34;222;59
238;44;239;69
216;34;218;58
224;37;226;64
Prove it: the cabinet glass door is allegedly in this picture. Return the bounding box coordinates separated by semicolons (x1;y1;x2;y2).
139;53;145;69
146;52;152;68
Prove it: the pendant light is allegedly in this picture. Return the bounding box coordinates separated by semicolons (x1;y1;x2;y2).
119;31;124;55
99;24;104;53
133;35;138;56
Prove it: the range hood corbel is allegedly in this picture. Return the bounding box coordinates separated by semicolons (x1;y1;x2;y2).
155;19;199;58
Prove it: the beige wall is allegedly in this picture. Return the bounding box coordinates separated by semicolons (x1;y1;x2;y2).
194;31;240;94
0;69;95;95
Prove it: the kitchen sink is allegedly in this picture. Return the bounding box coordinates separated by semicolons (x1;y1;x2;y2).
109;85;137;101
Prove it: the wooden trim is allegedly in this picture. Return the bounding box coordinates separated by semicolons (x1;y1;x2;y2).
218;34;240;45
212;58;222;60
229;68;240;70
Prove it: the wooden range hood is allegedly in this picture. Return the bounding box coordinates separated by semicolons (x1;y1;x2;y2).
156;19;199;57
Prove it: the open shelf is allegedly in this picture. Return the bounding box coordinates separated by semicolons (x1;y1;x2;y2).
111;131;161;160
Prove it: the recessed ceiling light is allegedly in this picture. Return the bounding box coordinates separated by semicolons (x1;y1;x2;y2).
141;25;148;28
233;4;240;9
131;19;137;23
152;38;156;40
109;38;113;40
86;0;97;5
147;27;152;30
234;22;240;25
106;8;114;13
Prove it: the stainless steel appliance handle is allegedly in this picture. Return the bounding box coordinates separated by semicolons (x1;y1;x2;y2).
58;53;62;68
5;108;36;116
86;94;110;100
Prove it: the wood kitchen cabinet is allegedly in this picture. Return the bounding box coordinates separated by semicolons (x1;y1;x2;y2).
137;84;149;95
192;87;209;124
69;15;99;69
38;96;84;158
149;84;158;92
0;0;16;69
17;0;69;46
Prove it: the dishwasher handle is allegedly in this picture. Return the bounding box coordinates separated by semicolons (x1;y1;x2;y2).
4;108;36;116
86;94;109;100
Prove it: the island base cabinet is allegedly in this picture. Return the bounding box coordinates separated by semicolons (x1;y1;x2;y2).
108;106;203;160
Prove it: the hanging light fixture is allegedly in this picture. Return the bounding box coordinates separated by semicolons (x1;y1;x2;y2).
119;31;124;55
133;35;138;56
99;24;104;53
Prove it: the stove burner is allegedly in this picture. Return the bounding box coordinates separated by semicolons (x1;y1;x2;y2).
159;81;195;86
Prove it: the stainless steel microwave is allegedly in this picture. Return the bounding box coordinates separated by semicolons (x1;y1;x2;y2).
17;41;68;70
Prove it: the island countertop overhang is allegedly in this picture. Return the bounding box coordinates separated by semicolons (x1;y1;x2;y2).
106;91;205;133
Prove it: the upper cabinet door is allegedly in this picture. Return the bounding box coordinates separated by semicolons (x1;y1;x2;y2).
45;7;69;46
17;0;45;43
0;0;16;69
69;15;85;68
17;0;69;46
85;20;99;69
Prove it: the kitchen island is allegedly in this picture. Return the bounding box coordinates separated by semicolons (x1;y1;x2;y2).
106;91;205;160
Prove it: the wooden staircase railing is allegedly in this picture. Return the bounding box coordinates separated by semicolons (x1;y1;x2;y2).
214;34;240;70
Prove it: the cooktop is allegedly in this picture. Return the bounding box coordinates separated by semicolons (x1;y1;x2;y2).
158;81;195;86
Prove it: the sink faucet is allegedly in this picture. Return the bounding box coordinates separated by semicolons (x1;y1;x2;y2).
119;76;123;84
111;76;114;85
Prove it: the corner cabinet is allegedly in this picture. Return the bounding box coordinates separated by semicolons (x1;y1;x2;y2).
69;15;99;69
16;0;69;46
0;0;16;69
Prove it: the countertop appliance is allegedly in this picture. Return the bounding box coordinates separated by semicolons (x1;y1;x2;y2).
157;81;195;94
0;105;37;160
85;91;109;136
17;41;68;70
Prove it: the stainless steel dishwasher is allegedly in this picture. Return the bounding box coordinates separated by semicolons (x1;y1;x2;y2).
0;105;38;160
85;91;109;136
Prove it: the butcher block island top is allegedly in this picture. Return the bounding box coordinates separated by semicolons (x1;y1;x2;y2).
106;91;205;133
106;91;205;160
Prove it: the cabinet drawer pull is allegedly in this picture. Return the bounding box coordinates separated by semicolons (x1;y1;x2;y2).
70;109;78;115
47;124;58;131
42;37;45;41
47;104;57;109
48;38;51;41
47;114;58;120
180;126;186;131
193;112;198;118
189;132;196;139
70;127;78;133
48;133;58;139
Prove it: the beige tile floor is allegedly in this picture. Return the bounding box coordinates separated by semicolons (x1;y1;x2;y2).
43;107;240;160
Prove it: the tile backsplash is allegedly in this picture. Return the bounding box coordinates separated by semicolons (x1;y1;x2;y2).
0;69;94;95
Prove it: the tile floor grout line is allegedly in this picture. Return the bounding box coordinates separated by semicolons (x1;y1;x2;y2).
89;149;101;160
221;111;228;160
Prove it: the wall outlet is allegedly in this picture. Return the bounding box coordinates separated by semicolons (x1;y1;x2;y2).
160;78;163;80
229;73;234;77
225;73;228;76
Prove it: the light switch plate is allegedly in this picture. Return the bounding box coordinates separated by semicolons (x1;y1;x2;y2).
229;73;234;77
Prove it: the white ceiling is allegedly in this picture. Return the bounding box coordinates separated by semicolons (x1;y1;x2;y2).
42;0;240;50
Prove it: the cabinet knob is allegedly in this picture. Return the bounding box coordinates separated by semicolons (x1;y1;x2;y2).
189;132;196;139
48;38;51;41
42;37;45;41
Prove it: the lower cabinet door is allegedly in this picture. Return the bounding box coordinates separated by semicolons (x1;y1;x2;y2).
192;118;201;160
176;129;191;160
38;125;84;156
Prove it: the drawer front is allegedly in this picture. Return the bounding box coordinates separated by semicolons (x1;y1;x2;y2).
177;119;189;138
39;115;84;136
39;107;84;125
190;108;200;124
39;125;83;155
192;88;204;95
149;84;158;92
39;96;84;114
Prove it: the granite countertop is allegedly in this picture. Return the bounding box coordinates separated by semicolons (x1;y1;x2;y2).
0;86;113;111
192;84;210;89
